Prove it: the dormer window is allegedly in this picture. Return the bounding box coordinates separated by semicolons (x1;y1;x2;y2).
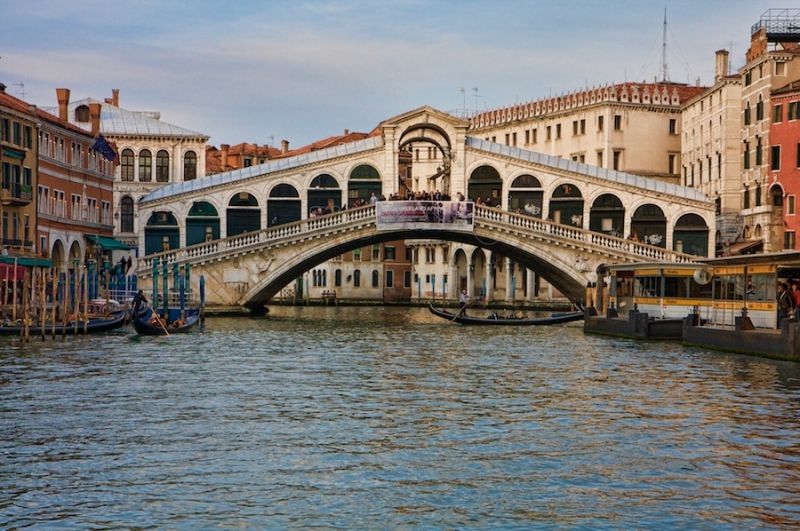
75;105;90;123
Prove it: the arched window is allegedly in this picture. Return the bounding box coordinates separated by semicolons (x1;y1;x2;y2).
120;196;134;233
268;184;301;226
372;270;380;288
631;204;667;247
589;193;624;236
673;213;709;256
549;183;584;227
75;105;90;123
335;269;342;287
138;149;152;182
353;269;361;287
771;185;784;207
308;174;342;214
156;150;170;182
348;165;381;207
184;151;197;181
121;149;134;181
468;165;502;206
227;192;260;236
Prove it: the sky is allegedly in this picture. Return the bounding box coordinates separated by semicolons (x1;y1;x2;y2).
0;0;782;147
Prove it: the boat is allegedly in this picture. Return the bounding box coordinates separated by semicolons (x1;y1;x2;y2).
428;303;584;326
132;305;200;336
0;310;128;337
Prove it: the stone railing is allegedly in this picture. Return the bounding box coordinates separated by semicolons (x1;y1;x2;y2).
138;202;696;277
138;205;377;275
475;205;696;263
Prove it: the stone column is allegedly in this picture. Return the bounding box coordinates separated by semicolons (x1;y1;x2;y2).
467;259;475;300
527;269;536;300
485;256;492;303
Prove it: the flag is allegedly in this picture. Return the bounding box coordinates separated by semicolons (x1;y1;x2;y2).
90;134;119;164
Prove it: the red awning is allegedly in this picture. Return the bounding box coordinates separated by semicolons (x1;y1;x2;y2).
0;262;29;281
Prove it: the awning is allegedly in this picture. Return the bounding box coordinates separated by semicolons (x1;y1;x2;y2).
0;262;28;280
2;147;25;160
724;240;763;256
86;235;132;250
0;255;53;267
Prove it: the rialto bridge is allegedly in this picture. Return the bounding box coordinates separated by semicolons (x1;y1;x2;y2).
135;107;715;310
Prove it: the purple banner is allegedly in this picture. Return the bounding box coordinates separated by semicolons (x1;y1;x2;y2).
376;201;474;231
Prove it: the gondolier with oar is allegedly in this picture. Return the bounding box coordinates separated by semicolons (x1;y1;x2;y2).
458;289;469;318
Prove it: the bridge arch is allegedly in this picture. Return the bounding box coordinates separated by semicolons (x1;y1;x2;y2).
227;192;261;236
144;210;180;255
239;224;590;311
267;184;301;226
347;164;382;206
51;237;67;269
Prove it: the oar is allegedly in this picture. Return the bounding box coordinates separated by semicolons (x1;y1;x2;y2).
153;312;170;336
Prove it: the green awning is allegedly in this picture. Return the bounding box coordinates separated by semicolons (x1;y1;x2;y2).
0;255;53;267
86;235;132;250
2;148;26;160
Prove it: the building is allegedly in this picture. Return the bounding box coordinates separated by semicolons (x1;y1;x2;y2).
37;91;116;267
45;89;209;251
738;9;800;253
0;83;37;259
469;81;707;183
769;80;800;249
681;50;743;253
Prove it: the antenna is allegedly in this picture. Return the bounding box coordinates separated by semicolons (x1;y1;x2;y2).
12;82;26;99
460;87;466;117
660;7;669;82
472;87;480;114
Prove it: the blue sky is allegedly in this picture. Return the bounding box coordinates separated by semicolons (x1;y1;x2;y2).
0;0;780;147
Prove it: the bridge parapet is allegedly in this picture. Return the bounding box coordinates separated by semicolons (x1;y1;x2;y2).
137;203;695;279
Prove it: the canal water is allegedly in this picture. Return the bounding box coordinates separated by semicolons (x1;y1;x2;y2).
1;306;799;528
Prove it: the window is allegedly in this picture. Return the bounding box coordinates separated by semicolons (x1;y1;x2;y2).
744;104;751;126
789;102;800;120
546;126;552;141
23;126;32;148
788;195;796;215
71;194;82;220
138;149;152;181
121;149;134;181
745;70;752;85
183;151;197;181
580;119;585;135
372;244;380;261
598;115;604;131
755;184;762;207
756;137;763;166
1;118;8;141
572;120;578;136
335;269;342;287
669;118;677;134
12;122;21;145
613;115;622;131
512;132;517;146
371;270;379;288
797;143;800;167
404;270;411;288
504;133;510;145
613;150;621;170
743;141;750;169
243;158;252;167
532;128;537;143
386;270;394;288
384;246;395;260
23;215;29;244
353;269;361;287
524;130;530;144
785;231;796;250
771;146;781;171
668;154;677;175
156;150;170;182
120;196;134;233
743;186;750;209
774;104;783;123
776;61;786;76
596;151;603;167
756;97;764;121
353;248;361;261
405;247;412;261
556;124;561;139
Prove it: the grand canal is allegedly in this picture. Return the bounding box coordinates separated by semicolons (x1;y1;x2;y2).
2;306;799;528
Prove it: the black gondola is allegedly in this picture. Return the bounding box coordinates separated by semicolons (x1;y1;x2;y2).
132;305;200;336
0;310;128;337
428;303;584;326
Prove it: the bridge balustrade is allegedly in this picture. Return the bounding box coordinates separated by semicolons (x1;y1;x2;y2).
138;202;694;275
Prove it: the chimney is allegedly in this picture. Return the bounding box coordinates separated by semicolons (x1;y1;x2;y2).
0;83;6;93
220;144;230;171
344;128;349;135
56;88;70;122
88;102;101;136
714;49;729;82
111;88;119;107
281;139;289;154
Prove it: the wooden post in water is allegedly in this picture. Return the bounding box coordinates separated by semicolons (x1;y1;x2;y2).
73;261;79;336
83;265;89;335
21;270;30;342
12;257;18;322
40;267;46;341
51;269;57;339
62;267;69;338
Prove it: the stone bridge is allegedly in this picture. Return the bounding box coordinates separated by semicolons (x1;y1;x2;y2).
137;203;696;311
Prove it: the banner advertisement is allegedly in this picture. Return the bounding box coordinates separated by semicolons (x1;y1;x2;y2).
376;201;474;231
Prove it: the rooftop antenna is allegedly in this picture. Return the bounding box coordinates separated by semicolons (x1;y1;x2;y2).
460;87;466;117
659;7;670;82
12;82;25;99
472;87;480;114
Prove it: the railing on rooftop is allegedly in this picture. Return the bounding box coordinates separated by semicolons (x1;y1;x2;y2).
137;203;696;277
752;8;800;40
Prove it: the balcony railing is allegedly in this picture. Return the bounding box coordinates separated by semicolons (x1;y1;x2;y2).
1;183;33;205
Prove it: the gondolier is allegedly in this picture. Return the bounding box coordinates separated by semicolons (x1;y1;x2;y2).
458;289;469;316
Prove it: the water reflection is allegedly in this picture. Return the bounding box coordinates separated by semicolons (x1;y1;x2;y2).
1;306;799;528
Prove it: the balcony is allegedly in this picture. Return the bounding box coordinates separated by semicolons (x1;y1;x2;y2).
0;183;33;206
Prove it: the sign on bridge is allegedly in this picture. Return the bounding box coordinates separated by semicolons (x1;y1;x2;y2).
376;201;474;232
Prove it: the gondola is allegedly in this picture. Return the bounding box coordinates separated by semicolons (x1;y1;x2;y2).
131;305;200;336
0;310;128;337
428;303;584;326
